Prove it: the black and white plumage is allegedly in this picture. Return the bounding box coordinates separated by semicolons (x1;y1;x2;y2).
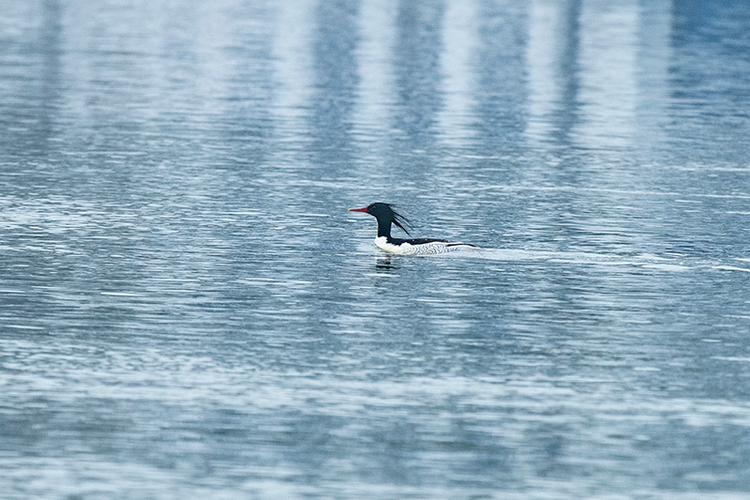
348;202;477;255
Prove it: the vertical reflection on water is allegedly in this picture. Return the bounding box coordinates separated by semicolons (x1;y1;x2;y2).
525;0;675;156
215;1;278;211
0;2;63;158
392;2;444;163
670;1;750;163
219;2;275;161
40;0;63;146
526;0;581;149
435;0;478;150
473;0;526;160
634;1;672;157
350;0;397;193
269;0;315;144
309;0;359;174
577;0;639;151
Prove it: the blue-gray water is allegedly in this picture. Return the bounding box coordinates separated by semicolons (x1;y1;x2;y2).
2;0;750;498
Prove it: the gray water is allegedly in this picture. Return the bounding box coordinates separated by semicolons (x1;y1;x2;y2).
2;0;750;498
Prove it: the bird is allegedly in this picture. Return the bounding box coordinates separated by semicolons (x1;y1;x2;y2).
348;202;477;255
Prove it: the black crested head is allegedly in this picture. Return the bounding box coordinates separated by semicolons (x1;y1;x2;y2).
366;203;412;235
349;202;413;237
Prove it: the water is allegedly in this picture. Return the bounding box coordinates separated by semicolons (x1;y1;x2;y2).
2;0;750;498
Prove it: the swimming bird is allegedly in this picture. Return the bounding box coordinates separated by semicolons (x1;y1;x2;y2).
348;202;477;255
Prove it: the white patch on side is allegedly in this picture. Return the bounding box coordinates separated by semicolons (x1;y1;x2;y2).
374;236;475;255
374;236;408;254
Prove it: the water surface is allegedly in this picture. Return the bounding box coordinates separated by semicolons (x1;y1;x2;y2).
2;0;750;498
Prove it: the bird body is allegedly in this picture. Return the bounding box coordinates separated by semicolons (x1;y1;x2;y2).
349;203;477;255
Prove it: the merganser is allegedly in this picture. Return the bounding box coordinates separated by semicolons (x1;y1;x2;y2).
348;202;477;255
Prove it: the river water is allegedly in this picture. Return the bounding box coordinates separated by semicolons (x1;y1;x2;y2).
2;0;750;498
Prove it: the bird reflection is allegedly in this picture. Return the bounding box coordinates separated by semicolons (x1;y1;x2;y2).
375;254;399;271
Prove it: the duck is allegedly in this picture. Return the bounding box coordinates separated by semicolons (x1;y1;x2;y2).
348;202;477;255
